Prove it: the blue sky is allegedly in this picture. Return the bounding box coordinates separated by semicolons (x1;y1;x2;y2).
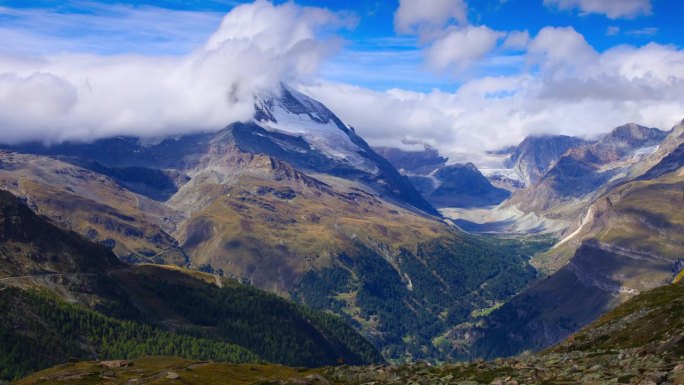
1;0;682;91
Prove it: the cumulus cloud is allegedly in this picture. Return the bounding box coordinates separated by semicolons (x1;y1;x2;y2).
544;0;652;19
527;26;599;77
425;26;504;71
394;0;468;36
302;29;684;162
393;0;509;74
0;0;350;144
502;30;531;50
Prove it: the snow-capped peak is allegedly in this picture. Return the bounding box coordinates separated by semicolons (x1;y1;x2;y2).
253;84;376;174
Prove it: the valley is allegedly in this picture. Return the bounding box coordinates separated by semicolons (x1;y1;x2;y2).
1;1;684;384
0;86;556;364
2;83;683;376
14;277;684;384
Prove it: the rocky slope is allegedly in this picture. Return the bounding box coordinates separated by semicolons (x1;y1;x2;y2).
506;123;668;234
468;122;684;359
505;135;589;186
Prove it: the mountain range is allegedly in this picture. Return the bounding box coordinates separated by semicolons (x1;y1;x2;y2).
2;83;684;381
0;85;549;364
0;188;384;380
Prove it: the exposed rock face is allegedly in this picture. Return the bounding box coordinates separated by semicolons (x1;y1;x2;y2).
506;123;668;226
506;135;588;186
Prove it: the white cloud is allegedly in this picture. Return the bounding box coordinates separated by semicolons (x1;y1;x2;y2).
503;30;530;50
625;27;658;37
302;31;684;161
544;0;652;19
394;0;468;36
425;26;503;71
393;0;508;74
0;0;350;144
527;26;599;77
0;1;681;167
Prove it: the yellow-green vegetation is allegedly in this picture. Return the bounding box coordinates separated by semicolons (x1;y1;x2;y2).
0;153;186;265
675;269;684;283
470;303;503;318
595;172;684;261
13;357;326;385
0;188;383;381
175;158;452;294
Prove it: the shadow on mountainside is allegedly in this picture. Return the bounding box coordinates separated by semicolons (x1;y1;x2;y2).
470;239;676;360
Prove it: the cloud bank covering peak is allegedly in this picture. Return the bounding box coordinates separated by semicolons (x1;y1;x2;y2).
0;0;682;162
0;0;350;144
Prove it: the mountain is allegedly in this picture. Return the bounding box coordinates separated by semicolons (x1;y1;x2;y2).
9;85;436;217
409;163;511;208
18;277;684;385
372;145;447;175
0;189;382;381
469;122;684;359
505;135;589;186
0;86;547;362
373;146;510;209
505;123;668;237
0;189;124;278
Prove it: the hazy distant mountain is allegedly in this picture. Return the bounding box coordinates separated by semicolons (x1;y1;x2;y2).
505;135;588;186
505;123;668;235
409;163;511;208
373;146;510;208
372;145;447;175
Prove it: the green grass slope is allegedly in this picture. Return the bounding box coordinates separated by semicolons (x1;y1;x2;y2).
551;279;684;355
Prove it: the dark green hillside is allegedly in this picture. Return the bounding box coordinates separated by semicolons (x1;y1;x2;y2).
113;267;384;367
16;279;684;385
294;236;552;361
0;189;382;381
0;287;258;381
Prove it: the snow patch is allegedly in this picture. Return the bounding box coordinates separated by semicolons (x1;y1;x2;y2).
256;95;379;175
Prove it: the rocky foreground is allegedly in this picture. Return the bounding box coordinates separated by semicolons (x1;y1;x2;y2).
11;348;684;385
327;348;684;385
